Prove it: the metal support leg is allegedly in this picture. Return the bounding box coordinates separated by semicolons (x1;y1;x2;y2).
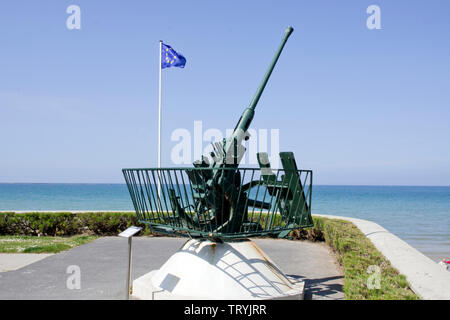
119;226;142;300
126;236;132;300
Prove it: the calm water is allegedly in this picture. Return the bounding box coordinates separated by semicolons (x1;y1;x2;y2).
0;183;448;262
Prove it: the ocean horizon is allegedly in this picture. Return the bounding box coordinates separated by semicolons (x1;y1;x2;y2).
0;183;449;263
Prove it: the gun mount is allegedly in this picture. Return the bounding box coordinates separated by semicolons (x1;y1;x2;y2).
123;26;313;241
123;26;313;301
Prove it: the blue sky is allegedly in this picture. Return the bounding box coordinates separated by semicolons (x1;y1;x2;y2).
0;0;449;185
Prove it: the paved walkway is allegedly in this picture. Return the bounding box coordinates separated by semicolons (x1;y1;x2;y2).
0;253;54;272
0;237;344;300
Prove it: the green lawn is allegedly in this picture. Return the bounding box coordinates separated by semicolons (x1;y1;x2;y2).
0;235;97;253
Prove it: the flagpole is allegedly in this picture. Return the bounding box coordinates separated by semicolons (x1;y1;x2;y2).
157;40;162;197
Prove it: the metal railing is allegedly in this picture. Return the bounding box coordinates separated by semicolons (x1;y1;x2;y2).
122;167;313;240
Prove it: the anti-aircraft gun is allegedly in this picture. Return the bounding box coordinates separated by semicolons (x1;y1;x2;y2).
123;26;313;240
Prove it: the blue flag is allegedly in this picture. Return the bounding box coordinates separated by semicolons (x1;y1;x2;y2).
161;43;186;69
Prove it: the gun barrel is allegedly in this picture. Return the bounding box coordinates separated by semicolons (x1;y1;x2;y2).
210;27;294;170
248;26;293;112
230;26;293;139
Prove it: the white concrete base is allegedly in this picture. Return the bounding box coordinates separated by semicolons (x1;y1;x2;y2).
132;239;304;300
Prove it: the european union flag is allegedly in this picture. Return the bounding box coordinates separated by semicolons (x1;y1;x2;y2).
161;43;186;69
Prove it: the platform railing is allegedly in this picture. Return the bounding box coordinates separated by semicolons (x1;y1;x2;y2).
122;167;313;239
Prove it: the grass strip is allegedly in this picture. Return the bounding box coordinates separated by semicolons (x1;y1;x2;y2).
0;235;97;253
307;216;419;300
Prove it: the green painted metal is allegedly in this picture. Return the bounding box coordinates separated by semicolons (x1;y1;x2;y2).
122;167;312;240
213;26;294;172
122;26;313;240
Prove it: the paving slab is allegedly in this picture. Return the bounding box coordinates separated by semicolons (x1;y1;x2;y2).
0;236;343;300
254;239;344;300
0;254;54;272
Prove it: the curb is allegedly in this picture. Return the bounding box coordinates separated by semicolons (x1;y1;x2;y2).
314;214;450;300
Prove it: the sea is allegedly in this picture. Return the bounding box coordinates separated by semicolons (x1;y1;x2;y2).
0;183;448;262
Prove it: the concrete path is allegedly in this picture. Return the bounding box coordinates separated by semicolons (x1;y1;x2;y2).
0;254;54;272
255;239;344;300
0;237;344;300
316;214;450;300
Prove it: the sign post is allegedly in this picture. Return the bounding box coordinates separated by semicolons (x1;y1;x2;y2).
119;226;142;300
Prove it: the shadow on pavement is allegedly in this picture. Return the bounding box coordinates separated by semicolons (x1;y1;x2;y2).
288;274;344;300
